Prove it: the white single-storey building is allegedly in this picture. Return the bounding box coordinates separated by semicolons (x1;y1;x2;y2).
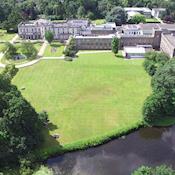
123;46;146;59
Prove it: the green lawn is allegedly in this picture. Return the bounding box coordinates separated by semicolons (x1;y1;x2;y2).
146;18;160;23
0;43;5;52
0;29;16;41
13;52;150;151
44;42;64;57
92;19;106;25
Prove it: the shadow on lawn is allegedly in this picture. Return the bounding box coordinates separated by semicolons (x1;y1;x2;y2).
47;123;58;131
39;123;63;160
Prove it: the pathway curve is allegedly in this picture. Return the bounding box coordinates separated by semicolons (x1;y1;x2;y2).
0;50;112;69
38;41;48;57
0;34;19;66
10;34;19;44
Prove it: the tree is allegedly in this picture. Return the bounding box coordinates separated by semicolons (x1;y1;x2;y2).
64;37;77;57
132;165;175;175
143;51;170;76
111;37;119;54
132;166;152;175
45;31;54;44
105;6;127;25
143;59;175;122
77;6;86;18
129;14;146;24
2;42;17;60
21;42;38;60
0;65;43;166
3;7;22;32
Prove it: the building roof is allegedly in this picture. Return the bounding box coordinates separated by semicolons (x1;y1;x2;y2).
152;8;166;12
124;46;146;53
91;22;116;31
74;34;115;39
124;7;151;13
127;11;141;17
162;33;175;48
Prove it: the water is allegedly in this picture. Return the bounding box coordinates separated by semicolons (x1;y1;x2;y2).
47;126;175;175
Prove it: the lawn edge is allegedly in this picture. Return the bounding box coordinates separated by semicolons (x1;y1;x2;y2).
34;120;143;162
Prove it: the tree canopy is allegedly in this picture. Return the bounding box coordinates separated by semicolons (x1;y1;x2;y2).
106;6;127;25
129;14;146;24
45;31;54;44
1;0;175;32
0;65;43;166
143;58;175;123
143;51;170;76
111;37;120;54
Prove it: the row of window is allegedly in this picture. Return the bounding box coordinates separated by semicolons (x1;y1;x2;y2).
20;27;79;34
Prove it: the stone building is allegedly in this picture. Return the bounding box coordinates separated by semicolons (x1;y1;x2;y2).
18;19;116;42
75;35;115;50
18;19;91;41
160;33;175;58
18;19;175;57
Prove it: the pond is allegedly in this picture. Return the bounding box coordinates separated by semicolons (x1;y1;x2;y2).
47;126;175;175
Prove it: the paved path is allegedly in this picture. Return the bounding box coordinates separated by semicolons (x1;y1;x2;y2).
0;50;112;69
38;41;48;57
10;34;19;44
77;50;112;55
16;59;41;68
156;17;164;24
0;34;19;65
42;56;65;60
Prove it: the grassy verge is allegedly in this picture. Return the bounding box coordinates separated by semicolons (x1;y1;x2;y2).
146;18;160;23
92;19;106;25
0;29;16;42
43;42;64;57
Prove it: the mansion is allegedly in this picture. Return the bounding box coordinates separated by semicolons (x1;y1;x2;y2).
18;19;175;58
18;19;116;41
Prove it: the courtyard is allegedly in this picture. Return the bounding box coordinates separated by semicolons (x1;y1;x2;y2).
13;52;151;152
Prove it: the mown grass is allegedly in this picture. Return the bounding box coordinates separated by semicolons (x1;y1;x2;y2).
92;19;106;25
13;52;151;158
43;42;64;57
0;29;16;41
146;18;160;23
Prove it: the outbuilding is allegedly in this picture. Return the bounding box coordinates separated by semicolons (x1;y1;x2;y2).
123;46;146;59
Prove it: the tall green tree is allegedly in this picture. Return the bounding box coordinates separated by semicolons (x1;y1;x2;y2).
106;6;127;25
143;51;170;77
143;59;175;122
111;37;120;54
0;65;43;166
45;31;54;44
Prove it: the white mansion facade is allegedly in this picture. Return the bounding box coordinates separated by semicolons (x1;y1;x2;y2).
18;19;116;41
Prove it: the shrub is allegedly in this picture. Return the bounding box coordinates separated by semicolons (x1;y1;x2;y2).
132;165;175;175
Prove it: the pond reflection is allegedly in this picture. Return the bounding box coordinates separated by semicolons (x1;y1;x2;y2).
47;126;175;175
